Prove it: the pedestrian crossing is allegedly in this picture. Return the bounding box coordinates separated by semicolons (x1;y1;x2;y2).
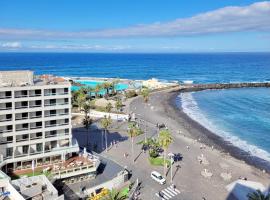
155;185;181;200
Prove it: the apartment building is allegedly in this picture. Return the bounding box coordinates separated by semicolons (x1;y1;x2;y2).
0;70;79;173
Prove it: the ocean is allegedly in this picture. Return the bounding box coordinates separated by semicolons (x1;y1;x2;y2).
1;52;270;162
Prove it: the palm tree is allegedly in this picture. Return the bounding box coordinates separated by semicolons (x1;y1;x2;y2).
105;102;113;113
94;84;103;98
111;79;120;95
159;129;173;178
128;122;142;163
82;102;93;149
102;189;126;200
100;115;112;152
102;82;111;97
86;86;95;100
141;88;150;103
248;190;270;200
76;92;86;111
115;99;123;112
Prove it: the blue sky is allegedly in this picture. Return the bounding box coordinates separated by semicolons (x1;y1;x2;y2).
0;0;270;52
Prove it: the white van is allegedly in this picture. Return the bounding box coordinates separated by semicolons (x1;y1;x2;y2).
151;171;166;185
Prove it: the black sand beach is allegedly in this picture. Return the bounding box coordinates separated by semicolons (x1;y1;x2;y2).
165;89;270;173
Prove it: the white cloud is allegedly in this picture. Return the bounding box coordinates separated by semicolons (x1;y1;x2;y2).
0;1;269;40
28;44;131;51
1;41;21;48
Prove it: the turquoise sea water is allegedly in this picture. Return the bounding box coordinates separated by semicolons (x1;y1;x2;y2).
180;87;270;162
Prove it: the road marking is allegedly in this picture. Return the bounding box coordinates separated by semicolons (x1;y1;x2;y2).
155;186;181;200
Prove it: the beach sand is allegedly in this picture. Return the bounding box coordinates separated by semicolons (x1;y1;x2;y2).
126;87;270;199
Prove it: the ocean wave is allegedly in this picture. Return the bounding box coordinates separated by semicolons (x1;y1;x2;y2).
179;92;270;162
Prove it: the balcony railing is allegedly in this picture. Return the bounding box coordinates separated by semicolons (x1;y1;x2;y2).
45;123;69;128
0;107;12;111
29;94;42;97
15;94;28;98
0;96;12;99
30;126;43;130
44;103;69;107
29;104;42;108
15;105;28;109
0;140;13;144
16;127;29;132
45;133;68;138
0;129;13;133
15;116;28;120
30;136;43;140
0;118;12;122
44;92;68;96
45;112;69;117
16;138;29;142
30;115;42;119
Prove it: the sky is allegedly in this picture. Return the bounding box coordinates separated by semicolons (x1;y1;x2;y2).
0;0;270;52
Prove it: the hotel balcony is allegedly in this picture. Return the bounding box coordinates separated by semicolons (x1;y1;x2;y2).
44;109;69;118
0;91;12;99
14;89;42;98
15;122;42;132
0;125;13;134
0;102;12;111
44;88;69;97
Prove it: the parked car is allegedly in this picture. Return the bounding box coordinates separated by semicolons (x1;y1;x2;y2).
151;171;166;185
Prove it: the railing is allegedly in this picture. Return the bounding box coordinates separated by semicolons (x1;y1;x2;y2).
0;140;13;144
45;133;68;138
16;127;29;131
30;136;43;140
29;115;42;119
15;94;28;98
44;92;68;96
45;113;69;117
0;107;12;110
15;105;28;109
0;118;12;122
0;129;13;133
45;123;69;128
16;138;29;142
15;116;28;120
29;94;42;97
44;103;69;107
30;126;43;130
0;96;12;99
29;104;42;108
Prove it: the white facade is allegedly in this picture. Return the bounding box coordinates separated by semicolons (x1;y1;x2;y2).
0;72;79;172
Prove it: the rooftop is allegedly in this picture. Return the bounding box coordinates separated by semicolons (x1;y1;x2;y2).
0;70;70;88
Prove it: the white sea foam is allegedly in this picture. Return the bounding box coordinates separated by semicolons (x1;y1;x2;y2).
179;92;270;162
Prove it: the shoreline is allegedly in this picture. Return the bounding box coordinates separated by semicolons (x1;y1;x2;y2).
165;90;270;173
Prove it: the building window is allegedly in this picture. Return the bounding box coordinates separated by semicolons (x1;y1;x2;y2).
6;148;13;157
22;145;28;154
64;88;68;93
36;143;42;152
7;136;13;142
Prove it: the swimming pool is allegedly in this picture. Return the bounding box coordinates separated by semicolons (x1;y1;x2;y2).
71;80;129;95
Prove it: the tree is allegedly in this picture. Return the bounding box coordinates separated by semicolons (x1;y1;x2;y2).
82;102;93;149
110;79;120;95
159;129;173;178
248;190;270;200
141;88;150;102
76;92;86;111
102;189;126;200
115;99;123;112
105;102;113;113
100;115;112;152
102;82;111;97
94;84;103;98
128;122;143;163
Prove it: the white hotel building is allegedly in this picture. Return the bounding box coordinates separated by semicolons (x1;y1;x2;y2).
0;70;79;173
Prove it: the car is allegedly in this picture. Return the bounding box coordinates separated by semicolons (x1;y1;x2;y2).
151;171;166;185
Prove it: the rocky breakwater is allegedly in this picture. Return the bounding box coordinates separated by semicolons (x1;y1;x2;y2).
179;82;270;92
